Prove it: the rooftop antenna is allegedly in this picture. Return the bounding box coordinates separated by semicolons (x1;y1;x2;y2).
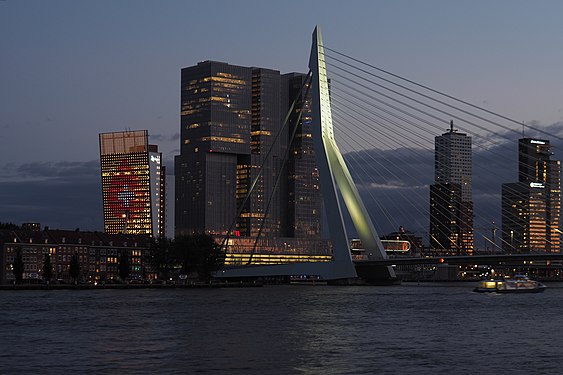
448;120;457;133
522;121;525;137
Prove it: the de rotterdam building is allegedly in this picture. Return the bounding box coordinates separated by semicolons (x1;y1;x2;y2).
175;61;329;265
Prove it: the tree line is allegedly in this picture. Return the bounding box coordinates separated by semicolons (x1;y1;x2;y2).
148;234;225;282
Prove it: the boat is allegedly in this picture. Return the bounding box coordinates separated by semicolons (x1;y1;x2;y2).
473;275;546;293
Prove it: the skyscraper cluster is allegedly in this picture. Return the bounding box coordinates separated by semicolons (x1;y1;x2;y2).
94;60;561;259
429;123;561;255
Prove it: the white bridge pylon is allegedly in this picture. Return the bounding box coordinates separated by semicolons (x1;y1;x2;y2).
309;26;395;279
219;26;395;281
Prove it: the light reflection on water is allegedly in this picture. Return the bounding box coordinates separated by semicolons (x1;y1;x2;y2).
0;284;561;374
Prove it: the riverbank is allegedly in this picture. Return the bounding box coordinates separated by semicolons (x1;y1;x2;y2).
0;281;263;290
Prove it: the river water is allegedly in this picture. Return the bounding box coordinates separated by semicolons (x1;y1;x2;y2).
1;283;562;374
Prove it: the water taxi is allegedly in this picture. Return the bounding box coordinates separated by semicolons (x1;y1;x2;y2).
473;275;546;293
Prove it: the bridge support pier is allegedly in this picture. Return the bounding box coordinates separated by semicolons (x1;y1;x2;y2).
354;263;401;285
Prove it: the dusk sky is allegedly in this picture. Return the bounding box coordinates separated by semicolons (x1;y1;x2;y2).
2;0;563;236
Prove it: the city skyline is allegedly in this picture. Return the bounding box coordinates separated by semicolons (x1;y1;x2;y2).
2;1;563;239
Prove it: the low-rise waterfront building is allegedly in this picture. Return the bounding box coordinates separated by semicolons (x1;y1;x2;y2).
0;228;150;284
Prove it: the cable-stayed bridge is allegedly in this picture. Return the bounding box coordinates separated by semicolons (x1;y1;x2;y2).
219;26;563;283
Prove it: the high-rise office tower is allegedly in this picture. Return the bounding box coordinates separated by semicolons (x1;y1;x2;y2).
175;61;252;236
283;73;321;238
429;121;474;254
429;182;462;253
502;138;561;253
175;61;326;264
100;130;166;238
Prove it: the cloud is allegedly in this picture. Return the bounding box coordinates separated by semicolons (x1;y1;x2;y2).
491;120;563;141
541;121;563;137
340;126;563;247
150;133;179;142
0;160;103;230
1;120;562;242
361;181;428;190
0;160;100;182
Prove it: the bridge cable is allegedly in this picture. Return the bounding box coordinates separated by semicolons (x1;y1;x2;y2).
322;46;563;141
331;100;461;252
247;74;313;264
330;84;558;252
220;71;312;254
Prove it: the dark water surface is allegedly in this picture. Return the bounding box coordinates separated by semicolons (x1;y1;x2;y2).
1;283;562;374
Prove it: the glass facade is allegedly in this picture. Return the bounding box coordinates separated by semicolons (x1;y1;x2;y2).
430;124;474;254
502;138;561;253
175;61;252;235
241;68;285;237
283;73;321;238
429;183;465;255
175;61;328;264
100;130;165;238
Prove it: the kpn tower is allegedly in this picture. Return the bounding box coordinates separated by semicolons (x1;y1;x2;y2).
99;130;166;238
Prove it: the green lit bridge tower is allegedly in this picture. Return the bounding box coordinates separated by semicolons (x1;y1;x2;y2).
219;26;395;282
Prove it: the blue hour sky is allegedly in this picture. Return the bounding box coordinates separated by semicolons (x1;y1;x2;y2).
1;0;563;234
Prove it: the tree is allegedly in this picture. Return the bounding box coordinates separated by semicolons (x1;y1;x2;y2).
148;237;174;280
69;253;80;284
43;254;53;283
0;222;20;230
175;234;225;281
195;234;225;281
174;235;197;275
12;248;24;284
119;250;130;281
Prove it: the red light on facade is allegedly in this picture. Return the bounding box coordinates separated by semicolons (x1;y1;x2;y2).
235;230;240;237
107;160;142;219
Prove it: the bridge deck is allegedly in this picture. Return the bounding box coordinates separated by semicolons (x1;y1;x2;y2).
355;253;563;266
